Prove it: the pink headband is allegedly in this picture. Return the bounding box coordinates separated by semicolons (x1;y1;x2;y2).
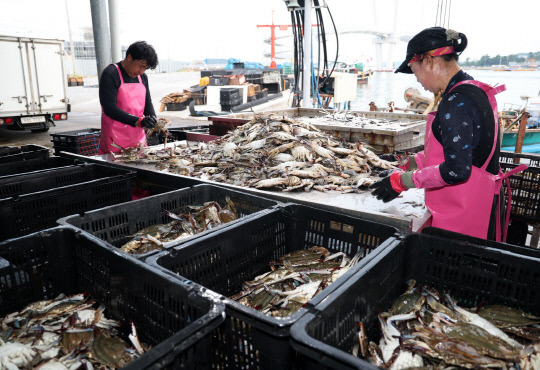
408;46;455;66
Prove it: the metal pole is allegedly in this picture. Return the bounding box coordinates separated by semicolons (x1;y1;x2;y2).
514;110;530;161
302;0;312;108
89;0;111;80
388;0;399;69
270;17;277;69
108;0;122;62
64;0;76;75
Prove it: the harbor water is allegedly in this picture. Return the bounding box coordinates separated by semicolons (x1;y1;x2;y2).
349;69;540;111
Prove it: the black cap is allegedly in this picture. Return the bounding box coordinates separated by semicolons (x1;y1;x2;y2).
395;27;467;74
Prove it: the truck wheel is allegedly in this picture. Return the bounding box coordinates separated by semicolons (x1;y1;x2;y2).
31;127;50;133
31;119;51;133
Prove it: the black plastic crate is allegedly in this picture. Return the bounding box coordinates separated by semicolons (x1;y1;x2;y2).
0;166;135;240
0;144;49;164
166;102;188;111
0;163;117;198
220;95;242;106
58;184;281;260
245;71;264;85
499;153;540;222
209;76;230;86
256;90;269;99
245;70;263;78
290;233;540;370
0;226;225;369
221;99;243;111
146;204;400;369
0;156;75;178
500;150;540;167
220;105;234;112
422;226;540;255
50;129;101;156
212;69;229;77
130;167;202;202
220;87;242;101
0;146;20;156
262;82;281;93
200;70;213;78
220;96;242;106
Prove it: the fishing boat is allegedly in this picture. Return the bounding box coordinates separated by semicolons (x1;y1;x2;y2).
356;70;370;84
500;94;540;153
334;62;370;84
492;64;512;71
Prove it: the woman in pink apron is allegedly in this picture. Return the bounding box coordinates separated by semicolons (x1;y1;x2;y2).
98;41;159;154
370;27;526;241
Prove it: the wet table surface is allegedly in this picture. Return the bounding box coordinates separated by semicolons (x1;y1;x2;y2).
72;141;429;233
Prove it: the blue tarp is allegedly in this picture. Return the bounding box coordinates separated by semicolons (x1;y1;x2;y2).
225;58;265;69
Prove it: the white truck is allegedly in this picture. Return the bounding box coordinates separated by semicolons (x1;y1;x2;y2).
0;35;70;133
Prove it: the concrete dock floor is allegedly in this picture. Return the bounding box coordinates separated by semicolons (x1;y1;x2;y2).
0;71;292;149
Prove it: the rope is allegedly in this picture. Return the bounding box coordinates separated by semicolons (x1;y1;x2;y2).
442;0;447;28
447;0;452;28
435;0;442;26
435;0;452;28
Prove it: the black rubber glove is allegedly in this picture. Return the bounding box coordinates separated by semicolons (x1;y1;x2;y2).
140;116;157;129
369;175;401;203
379;153;398;161
378;169;395;178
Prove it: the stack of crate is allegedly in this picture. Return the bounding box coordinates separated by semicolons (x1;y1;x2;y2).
159;91;192;111
220;88;243;111
67;75;84;86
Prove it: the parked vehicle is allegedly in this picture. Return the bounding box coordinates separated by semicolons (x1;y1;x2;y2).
0;35;69;133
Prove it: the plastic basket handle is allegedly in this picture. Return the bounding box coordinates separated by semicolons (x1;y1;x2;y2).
0;256;9;272
496;164;528;242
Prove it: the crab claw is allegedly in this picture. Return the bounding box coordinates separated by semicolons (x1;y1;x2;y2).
163;209;187;221
129;322;145;354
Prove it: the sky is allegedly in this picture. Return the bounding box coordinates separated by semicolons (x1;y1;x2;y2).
1;0;539;68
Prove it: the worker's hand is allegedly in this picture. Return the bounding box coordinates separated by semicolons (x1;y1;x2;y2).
140;116;157;129
378;169;395;178
397;155;412;170
369;171;408;203
379;154;398;161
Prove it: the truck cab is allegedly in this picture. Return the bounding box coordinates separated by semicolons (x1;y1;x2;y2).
0;36;70;132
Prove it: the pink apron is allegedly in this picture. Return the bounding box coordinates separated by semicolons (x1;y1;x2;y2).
424;80;526;241
98;64;147;154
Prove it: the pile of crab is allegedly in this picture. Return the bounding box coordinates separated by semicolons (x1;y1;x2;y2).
113;114;397;192
230;246;362;317
355;280;540;369
0;293;146;369
120;198;238;255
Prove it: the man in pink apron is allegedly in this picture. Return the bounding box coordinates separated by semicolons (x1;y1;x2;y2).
98;41;158;154
370;27;526;241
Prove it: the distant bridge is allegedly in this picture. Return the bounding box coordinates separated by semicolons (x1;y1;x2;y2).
263;0;412;70
263;29;411;70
